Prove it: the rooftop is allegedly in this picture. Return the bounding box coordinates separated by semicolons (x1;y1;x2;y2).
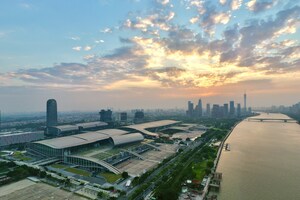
125;120;180;137
35;132;109;149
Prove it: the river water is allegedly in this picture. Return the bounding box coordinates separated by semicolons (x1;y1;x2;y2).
217;113;300;200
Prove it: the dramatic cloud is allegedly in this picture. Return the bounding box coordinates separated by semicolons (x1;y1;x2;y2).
1;0;300;111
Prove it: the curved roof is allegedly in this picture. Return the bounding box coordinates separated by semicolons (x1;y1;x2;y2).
96;129;128;136
125;120;180;137
35;132;109;149
76;122;107;129
51;125;78;132
111;133;144;146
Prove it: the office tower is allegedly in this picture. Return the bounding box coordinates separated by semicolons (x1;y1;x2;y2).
223;103;229;117
46;99;58;127
237;103;241;117
187;101;194;117
206;103;211;117
119;112;127;122
229;101;235;116
134;110;144;123
194;105;198;117
244;93;247;113
197;99;203;117
211;104;221;118
248;107;252;113
99;109;112;122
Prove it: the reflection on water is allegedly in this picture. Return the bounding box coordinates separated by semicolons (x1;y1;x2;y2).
217;113;300;200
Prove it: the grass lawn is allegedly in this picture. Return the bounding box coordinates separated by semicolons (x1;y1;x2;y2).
12;151;32;161
65;167;90;177
50;164;68;169
192;161;208;180
99;172;122;183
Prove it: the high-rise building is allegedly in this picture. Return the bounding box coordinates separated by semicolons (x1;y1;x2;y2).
99;109;112;122
119;112;127;122
229;101;235;116
134;110;144;123
211;104;221;118
197;99;203;117
206;103;211;117
223;103;229;117
237;103;241;117
248;107;252;113
187;101;194;117
46;99;58;127
244;93;247;113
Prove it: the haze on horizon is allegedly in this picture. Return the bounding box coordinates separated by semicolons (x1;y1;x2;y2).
0;0;299;113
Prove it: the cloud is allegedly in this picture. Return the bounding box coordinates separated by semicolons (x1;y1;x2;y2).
95;40;104;43
69;36;80;41
157;0;169;5
190;17;199;24
188;1;232;35
100;28;113;33
72;46;82;51
2;2;300;97
84;46;92;51
19;3;32;9
246;0;278;13
230;0;242;10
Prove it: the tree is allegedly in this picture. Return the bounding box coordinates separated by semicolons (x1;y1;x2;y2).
207;161;214;168
122;171;129;179
97;191;104;198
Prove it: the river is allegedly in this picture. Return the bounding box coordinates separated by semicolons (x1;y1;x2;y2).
216;113;300;200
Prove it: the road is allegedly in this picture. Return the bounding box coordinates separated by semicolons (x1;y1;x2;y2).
130;140;204;200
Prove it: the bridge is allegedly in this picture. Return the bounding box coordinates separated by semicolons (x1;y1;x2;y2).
248;118;297;123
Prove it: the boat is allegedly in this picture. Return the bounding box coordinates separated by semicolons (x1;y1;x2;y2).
225;143;230;151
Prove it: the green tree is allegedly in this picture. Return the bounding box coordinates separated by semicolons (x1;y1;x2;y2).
207;161;214;168
122;171;129;179
97;191;104;198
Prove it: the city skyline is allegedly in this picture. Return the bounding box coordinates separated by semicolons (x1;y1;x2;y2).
0;0;300;112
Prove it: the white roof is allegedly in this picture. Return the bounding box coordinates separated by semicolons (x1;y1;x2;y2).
35;132;109;149
96;129;128;136
111;133;144;146
76;121;107;129
51;125;78;132
125;120;180;137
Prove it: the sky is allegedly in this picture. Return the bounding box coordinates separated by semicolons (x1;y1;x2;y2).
0;0;299;113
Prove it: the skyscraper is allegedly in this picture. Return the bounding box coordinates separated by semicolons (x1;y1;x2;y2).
206;103;211;117
187;101;194;117
237;103;241;117
134;110;145;123
229;101;235;116
99;109;112;122
223;103;229;117
211;104;221;118
197;99;203;117
46;99;58;127
244;93;247;113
